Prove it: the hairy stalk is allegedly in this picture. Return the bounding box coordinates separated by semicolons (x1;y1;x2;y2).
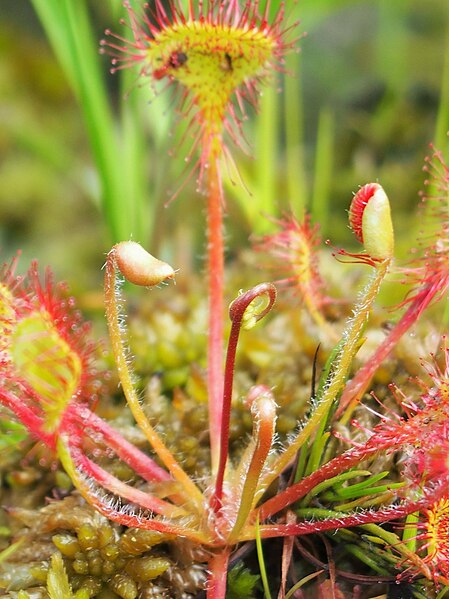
104;250;204;510
251;493;445;540
228;388;276;543
207;548;231;599
259;259;391;491
206;152;225;473
62;431;186;518
212;284;276;510
337;284;442;417
57;433;209;542
72;404;170;483
257;428;397;521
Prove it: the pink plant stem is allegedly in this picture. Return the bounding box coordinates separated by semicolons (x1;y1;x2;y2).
206;153;225;472
259;260;391;491
65;432;185;518
278;513;296;599
227;387;276;542
211;284;276;511
58;432;209;542
104;252;204;508
337;284;437;417
210;305;239;511
207;548;231;599
257;435;402;521
256;499;432;539
72;403;170;483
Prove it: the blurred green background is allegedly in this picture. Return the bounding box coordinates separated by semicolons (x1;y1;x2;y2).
1;0;448;290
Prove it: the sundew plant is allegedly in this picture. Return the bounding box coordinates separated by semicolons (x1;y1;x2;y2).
2;1;449;599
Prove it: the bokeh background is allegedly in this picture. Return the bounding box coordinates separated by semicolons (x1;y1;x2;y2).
1;0;448;291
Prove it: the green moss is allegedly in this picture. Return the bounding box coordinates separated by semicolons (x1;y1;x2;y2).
226;562;260;599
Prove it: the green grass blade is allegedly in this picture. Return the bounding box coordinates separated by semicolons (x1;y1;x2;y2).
285;570;324;599
284;51;308;215
434;6;449;151
30;1;78;92
254;80;280;229
311;107;334;235
118;1;155;243
30;0;147;242
376;0;409;94
401;512;419;553
59;0;127;240
255;516;272;599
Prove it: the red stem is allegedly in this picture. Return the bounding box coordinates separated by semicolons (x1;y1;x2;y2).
337;284;439;416
257;434;401;521
207;154;225;472
207;548;231;599
210;309;239;511
211;284;276;511
72;403;170;483
256;496;435;539
65;432;183;517
64;470;205;537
